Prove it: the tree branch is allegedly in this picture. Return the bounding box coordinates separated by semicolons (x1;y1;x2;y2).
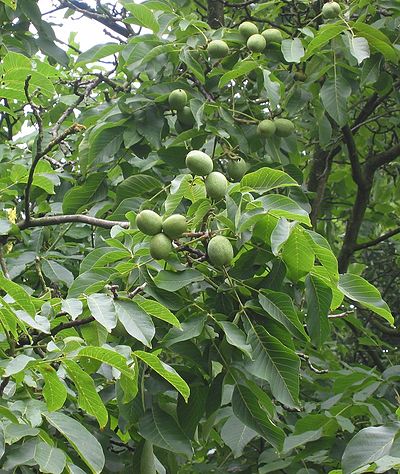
17;214;129;231
354;227;400;251
33;316;95;344
366;143;400;173
342;125;365;189
60;0;130;38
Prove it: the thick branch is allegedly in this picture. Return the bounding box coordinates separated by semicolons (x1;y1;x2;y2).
354;227;400;251
341;125;365;188
17;214;129;231
208;0;224;28
338;181;372;273
366;143;400;173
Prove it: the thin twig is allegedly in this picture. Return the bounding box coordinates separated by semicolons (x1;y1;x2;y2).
17;214;129;231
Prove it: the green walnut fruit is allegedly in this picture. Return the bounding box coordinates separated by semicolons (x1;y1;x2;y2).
168;89;187;110
162;214;187;239
186;150;213;176
227;158;247;181
205;171;228;200
150;233;172;260
247;34;266;53
322;1;341;19
207;235;234;267
136;210;162;236
274;118;295;137
239;21;258;39
261;28;283;44
257;119;276;137
177;106;195;129
294;71;307;81
207;40;229;59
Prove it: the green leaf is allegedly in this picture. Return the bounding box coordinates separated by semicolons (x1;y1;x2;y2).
135;295;181;328
2;51;29;70
338;273;393;324
63;360;108;429
342;424;400;474
41;260;74;287
262;70;281;109
259;290;309;341
283;428;324;453
281;228;315;281
153;269;204;292
240;167;298;194
87;293;117;332
78;346;136;379
320;76;352;126
221;415;257;458
219;61;259;87
4;69;55;97
353;22;399;63
122;2;160;32
281;38;305;63
305;275;332;347
114;300;155;347
218;321;252;358
305;24;347;58
4;354;35;376
116;174;161;203
162;315;206;347
0;0;17;10
39;366;67;411
87;126;124;167
139;405;192;457
62;173;106;214
61;299;83;321
180;49;205;83
306;230;339;283
34;442;66;474
0;275;36;316
76;43;124;64
247;324;300;408
349;36;370;64
270;218;296;256
135;350;190;401
232;384;284;449
44;412;105;474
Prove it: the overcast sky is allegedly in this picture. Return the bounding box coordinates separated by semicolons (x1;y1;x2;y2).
37;0;111;51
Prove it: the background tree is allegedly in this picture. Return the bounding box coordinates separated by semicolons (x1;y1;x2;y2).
0;0;399;473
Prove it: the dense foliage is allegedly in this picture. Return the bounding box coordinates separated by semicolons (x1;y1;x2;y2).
0;0;399;472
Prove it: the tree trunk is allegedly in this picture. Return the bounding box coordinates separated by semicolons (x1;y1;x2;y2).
207;0;224;28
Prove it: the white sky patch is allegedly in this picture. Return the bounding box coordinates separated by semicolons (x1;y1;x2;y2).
37;0;112;51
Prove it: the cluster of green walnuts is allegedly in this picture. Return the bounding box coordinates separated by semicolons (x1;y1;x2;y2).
205;1;341;59
135;149;235;267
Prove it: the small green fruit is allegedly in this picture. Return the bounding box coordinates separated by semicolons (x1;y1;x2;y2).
322;1;341;19
257;119;276;137
177;106;195;128
247;34;266;53
162;214;187;239
205;171;228;200
274;118;295;137
150;233;172;260
186;150;213;176
168;89;187;110
207;235;234;267
227;158;247;181
239;21;258;39
294;71;307;81
136;210;162;235
261;28;283;44
207;40;229;59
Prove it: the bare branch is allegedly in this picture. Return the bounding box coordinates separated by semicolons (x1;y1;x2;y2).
354;227;400;251
17;214;129;231
366;143;400;173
